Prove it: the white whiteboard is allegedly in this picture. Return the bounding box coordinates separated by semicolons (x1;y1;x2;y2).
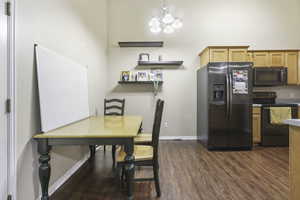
35;45;90;132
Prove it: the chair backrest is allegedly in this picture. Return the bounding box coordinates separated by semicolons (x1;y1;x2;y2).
104;98;125;116
151;99;164;158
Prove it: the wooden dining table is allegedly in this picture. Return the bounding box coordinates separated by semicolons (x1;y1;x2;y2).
33;115;143;200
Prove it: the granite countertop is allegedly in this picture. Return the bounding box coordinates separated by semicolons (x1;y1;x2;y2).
276;99;300;106
253;104;262;107
284;119;300;127
252;99;300;107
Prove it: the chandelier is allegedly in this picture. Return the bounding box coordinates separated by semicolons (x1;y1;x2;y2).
148;0;183;34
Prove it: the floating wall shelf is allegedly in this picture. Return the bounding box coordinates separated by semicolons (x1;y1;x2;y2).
118;81;163;85
118;41;164;48
138;60;184;66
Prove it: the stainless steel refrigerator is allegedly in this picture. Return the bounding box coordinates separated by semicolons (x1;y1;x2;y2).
197;62;253;150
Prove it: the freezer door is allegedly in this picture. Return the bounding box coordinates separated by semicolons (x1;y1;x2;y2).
228;63;253;148
207;63;230;148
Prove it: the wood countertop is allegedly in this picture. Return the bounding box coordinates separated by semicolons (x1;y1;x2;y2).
33;116;143;139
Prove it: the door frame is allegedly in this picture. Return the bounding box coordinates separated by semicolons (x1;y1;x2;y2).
6;0;16;198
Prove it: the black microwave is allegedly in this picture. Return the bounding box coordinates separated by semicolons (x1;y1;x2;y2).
253;67;287;86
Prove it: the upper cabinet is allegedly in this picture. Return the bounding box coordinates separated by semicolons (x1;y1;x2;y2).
251;51;270;67
285;51;298;85
199;46;249;67
248;50;294;68
229;48;248;62
246;52;253;62
269;51;285;66
199;46;300;86
209;48;228;62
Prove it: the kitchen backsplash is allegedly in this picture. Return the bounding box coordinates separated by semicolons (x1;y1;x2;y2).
254;86;300;99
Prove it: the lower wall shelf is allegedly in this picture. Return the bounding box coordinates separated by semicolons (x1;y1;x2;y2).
118;81;163;84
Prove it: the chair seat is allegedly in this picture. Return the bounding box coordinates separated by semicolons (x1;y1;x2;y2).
134;133;152;144
117;145;153;162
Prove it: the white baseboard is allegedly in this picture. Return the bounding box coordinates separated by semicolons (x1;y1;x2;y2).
37;152;90;200
159;136;199;140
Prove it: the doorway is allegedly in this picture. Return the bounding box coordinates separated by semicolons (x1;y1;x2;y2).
0;0;16;199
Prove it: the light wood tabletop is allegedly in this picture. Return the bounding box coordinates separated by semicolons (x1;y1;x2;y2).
33;115;142;200
33;115;143;139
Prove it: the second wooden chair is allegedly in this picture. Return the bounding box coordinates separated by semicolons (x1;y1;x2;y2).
116;99;164;197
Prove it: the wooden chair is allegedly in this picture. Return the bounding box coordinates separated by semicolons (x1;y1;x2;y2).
116;99;164;197
104;98;125;116
134;133;152;145
89;98;125;168
105;98;125;168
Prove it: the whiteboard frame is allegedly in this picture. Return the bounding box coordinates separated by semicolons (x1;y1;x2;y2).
35;44;90;132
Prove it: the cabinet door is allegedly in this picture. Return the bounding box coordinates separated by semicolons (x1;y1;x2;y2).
252;114;261;144
200;49;210;67
253;52;269;67
269;51;285;66
246;52;253;62
285;51;298;85
209;48;228;62
229;49;247;62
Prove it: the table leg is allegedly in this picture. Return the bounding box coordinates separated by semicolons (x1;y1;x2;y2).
124;141;135;200
37;139;51;200
89;145;96;158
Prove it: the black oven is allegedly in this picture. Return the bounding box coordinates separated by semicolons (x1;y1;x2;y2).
261;104;298;146
253;67;287;86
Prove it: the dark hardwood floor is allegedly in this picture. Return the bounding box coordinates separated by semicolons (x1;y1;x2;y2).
50;141;289;200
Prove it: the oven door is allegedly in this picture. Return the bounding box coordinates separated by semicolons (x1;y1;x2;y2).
261;105;298;146
253;67;287;86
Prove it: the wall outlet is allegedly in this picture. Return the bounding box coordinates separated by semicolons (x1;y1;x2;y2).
164;122;168;128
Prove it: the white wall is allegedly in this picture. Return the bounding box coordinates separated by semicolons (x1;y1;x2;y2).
107;0;300;137
15;0;107;199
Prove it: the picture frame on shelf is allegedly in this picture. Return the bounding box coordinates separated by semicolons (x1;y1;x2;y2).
120;71;130;81
137;71;148;81
139;53;150;62
150;70;163;81
129;71;137;81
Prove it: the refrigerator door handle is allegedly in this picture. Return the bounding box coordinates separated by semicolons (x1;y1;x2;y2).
226;74;230;119
229;72;233;120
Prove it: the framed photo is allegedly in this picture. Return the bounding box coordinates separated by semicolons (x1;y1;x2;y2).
139;53;150;61
129;71;137;81
120;71;130;81
137;71;148;81
150;70;163;81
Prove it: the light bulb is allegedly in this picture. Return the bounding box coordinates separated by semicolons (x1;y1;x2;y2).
172;18;183;29
149;17;160;27
150;25;162;34
163;25;174;34
162;13;174;24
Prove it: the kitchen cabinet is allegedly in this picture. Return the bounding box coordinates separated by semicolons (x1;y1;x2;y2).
288;126;300;200
269;51;285;66
252;107;261;144
298;51;300;85
199;47;300;85
229;48;248;62
285;51;298;85
199;46;249;67
252;51;269;67
210;48;228;62
246;52;253;62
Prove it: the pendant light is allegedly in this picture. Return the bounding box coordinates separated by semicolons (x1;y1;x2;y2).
149;0;183;34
